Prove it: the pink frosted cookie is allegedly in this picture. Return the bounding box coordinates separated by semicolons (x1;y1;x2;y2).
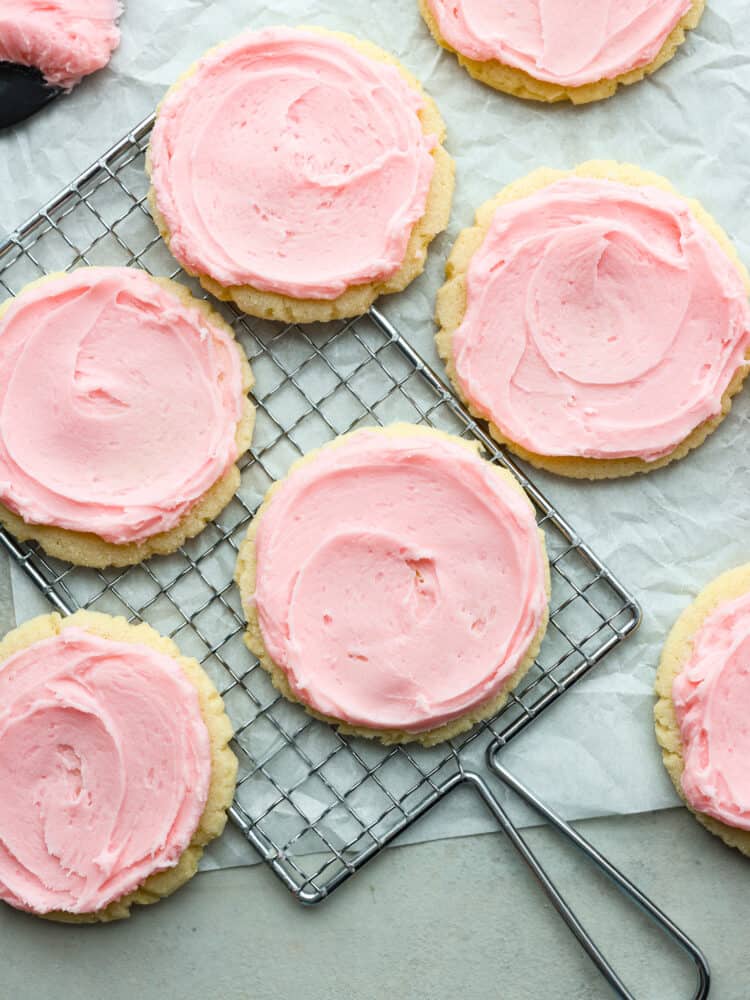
236;425;550;746
148;26;454;323
0;611;237;922
656;565;750;857
419;0;704;104
436;163;750;479
0;0;121;90
0;268;254;566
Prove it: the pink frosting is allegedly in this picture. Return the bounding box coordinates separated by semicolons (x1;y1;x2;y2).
149;27;437;299
673;591;750;831
0;626;211;915
426;0;692;87
0;0;121;90
0;268;245;544
451;177;750;462
251;430;547;733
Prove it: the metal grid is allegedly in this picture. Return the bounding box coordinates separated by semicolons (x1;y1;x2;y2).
0;115;640;903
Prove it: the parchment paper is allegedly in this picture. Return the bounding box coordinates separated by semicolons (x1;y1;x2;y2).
2;0;749;871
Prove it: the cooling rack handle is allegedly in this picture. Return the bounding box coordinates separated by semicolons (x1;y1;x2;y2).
464;756;710;1000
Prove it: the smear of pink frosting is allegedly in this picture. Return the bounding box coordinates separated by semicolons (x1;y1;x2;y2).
673;590;750;832
0;268;245;544
149;27;437;299
451;177;750;462
0;627;211;915
0;0;121;90
251;430;548;733
426;0;692;87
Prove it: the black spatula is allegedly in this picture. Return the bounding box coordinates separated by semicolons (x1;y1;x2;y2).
0;62;61;129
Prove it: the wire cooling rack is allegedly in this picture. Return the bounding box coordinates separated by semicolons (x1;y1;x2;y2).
0;115;640;903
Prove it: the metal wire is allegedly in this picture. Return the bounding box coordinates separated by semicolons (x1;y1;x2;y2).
482;758;710;1000
0;114;641;903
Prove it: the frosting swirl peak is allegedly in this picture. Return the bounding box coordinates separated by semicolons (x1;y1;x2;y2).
0;0;121;90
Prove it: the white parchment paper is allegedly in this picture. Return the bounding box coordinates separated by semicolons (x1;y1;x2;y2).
2;0;750;871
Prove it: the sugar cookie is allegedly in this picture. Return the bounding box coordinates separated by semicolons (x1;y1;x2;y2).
0;267;254;566
436;162;750;479
148;26;454;323
236;424;549;746
420;0;704;104
0;610;237;922
655;565;750;857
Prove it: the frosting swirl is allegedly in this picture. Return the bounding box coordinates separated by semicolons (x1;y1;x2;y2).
250;429;547;733
673;591;750;831
425;0;692;87
0;268;246;544
450;177;750;462
0;0;121;90
0;626;211;915
149;27;437;299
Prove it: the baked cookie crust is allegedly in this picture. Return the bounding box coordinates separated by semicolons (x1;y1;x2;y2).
0;270;255;568
655;564;750;857
419;0;705;105
0;609;238;922
147;27;455;324
435;160;750;480
235;423;550;747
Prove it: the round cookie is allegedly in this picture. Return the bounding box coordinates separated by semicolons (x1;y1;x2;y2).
435;161;750;480
655;565;750;857
0;610;238;922
419;0;705;105
0;267;255;568
235;424;550;747
147;25;455;324
0;0;121;90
